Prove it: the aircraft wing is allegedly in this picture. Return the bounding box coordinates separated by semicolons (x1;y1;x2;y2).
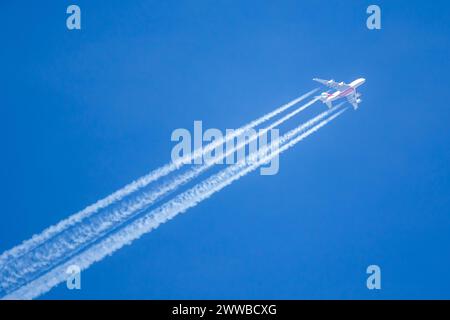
346;91;359;110
313;78;349;91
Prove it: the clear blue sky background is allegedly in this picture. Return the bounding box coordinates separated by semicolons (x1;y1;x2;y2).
1;0;449;299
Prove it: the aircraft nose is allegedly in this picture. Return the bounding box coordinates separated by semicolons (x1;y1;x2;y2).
360;78;366;83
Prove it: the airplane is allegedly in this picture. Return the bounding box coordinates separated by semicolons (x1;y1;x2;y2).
313;77;366;110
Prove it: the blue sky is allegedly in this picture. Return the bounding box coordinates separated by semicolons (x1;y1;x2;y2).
1;0;450;299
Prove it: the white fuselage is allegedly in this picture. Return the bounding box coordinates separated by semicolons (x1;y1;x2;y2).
323;78;366;103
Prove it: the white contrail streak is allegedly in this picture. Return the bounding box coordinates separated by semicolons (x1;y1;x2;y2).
0;89;317;267
0;97;322;296
2;105;347;300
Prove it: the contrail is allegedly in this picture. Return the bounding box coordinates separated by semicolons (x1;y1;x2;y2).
2;105;347;300
0;96;323;297
0;89;317;267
